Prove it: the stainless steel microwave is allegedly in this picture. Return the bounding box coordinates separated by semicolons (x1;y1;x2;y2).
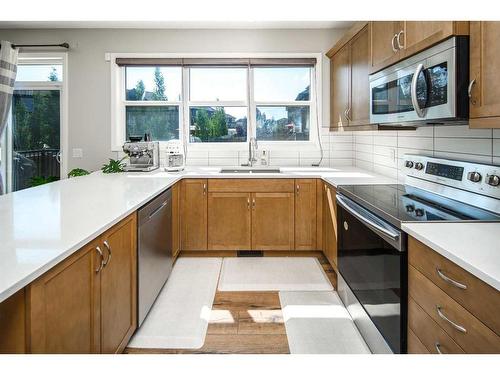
369;37;469;127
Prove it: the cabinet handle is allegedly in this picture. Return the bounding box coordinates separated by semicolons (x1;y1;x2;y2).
436;268;467;290
396;30;404;50
435;343;443;354
247;197;250;210
252;198;256;209
436;306;467;333
468;79;476;105
103;240;112;267
346;107;352;121
391;33;398;52
203;183;207;195
95;246;104;273
296;184;300;195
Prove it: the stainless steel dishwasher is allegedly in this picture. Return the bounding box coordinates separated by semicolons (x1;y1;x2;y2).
137;188;173;326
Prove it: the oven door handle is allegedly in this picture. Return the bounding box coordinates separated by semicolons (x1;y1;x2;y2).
336;194;401;242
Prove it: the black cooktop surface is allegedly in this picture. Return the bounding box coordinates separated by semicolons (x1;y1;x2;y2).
337;184;500;228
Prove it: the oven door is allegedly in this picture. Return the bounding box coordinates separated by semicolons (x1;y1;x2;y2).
336;193;407;354
370;40;455;125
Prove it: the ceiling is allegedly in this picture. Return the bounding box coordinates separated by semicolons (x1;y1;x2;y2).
0;21;354;30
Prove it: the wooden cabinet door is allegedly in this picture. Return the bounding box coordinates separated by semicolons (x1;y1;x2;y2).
181;179;208;250
99;214;137;354
294;179;317;250
403;21;469;60
349;25;370;126
172;182;180;258
251;192;294;250
28;242;101;353
324;184;338;267
208;192;251;250
0;289;27;353
369;21;403;73
469;21;500;128
330;44;350;129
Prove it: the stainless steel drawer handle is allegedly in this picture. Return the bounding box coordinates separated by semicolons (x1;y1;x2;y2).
435;342;443;354
103;240;112;267
95;246;104;273
436;268;467;290
436;306;467;333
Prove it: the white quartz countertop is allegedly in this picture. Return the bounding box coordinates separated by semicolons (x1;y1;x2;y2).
402;222;500;291
0;166;393;303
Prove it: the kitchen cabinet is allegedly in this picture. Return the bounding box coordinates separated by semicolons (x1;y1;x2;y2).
294;179;317;250
369;21;469;74
252;192;295;251
328;24;371;130
208;192;251;250
181;179;208;251
172;182;180;258
322;183;338;268
369;21;404;74
469;21;500;128
0;289;27;353
28;214;137;354
99;216;137;353
408;236;500;354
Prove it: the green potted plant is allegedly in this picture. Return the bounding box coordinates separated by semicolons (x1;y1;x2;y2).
101;156;128;174
68;168;90;178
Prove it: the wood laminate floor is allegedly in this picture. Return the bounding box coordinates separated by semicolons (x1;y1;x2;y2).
124;253;336;354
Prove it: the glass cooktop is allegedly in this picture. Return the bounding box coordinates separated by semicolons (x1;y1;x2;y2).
337;184;500;228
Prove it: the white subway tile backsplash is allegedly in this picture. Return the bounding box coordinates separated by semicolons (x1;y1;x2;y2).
398;136;433;150
373;135;397;147
434;137;492;156
355;143;373;154
396;147;433;159
397;126;434;137
355;159;374;171
494;139;500;157
269;157;300;167
433;151;493;164
330;149;354;159
435;125;492;138
373;164;398;180
494;130;500;139
374;153;398;169
330;159;354;167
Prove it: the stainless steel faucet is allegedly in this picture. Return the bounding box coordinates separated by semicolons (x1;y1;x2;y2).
243;137;258;167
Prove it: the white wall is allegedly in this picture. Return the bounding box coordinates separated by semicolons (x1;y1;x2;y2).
0;28;348;171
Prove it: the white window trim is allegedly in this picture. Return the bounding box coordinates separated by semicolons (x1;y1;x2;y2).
108;52;322;152
1;52;68;193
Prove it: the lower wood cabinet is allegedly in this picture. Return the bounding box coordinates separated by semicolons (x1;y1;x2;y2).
294;179;317;250
208;192;251;250
181;179;208;251
172;182;181;258
28;214;137;354
0;289;28;353
323;182;338;268
252;192;295;250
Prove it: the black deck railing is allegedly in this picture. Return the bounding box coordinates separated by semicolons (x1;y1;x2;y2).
12;149;60;191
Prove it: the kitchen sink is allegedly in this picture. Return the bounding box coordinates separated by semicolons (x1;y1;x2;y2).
219;168;281;174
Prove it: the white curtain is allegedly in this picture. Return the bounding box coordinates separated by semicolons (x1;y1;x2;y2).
0;41;18;195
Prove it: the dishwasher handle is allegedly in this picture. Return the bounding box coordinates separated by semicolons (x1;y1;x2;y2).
148;201;168;219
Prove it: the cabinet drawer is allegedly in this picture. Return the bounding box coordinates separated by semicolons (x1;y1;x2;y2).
408;329;430;354
409;237;500;335
409;265;500;353
208;179;294;193
409;297;464;354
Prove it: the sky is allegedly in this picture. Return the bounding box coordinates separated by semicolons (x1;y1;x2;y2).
16;65;63;81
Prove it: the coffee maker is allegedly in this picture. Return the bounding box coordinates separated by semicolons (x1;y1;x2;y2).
122;137;160;172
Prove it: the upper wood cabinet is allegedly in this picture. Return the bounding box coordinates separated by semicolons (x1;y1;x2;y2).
208;192;251;250
181;179;208;251
294;179;317;250
369;21;404;74
252;192;295;251
469;21;500;128
328;24;371;130
28;214;137;354
369;21;469;74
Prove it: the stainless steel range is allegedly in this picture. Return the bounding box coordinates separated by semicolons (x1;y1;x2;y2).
335;155;500;354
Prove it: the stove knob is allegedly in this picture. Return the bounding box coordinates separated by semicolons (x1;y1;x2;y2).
487;174;500;187
467;171;482;183
415;208;425;217
405;161;414;168
414;162;424;171
406;204;415;213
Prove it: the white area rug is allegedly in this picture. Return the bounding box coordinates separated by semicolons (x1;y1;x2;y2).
218;257;333;291
279;291;371;354
128;257;222;349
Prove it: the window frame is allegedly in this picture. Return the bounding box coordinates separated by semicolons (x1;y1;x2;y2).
109;53;322;152
0;52;68;192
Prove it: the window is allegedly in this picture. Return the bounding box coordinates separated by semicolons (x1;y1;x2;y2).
112;56;319;150
123;66;182;141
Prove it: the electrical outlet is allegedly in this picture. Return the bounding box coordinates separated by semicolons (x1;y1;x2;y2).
72;148;83;158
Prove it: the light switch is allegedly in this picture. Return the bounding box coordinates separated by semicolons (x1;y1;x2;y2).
72;148;83;158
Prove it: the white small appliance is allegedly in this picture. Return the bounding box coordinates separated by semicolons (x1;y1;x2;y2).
165;140;185;171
